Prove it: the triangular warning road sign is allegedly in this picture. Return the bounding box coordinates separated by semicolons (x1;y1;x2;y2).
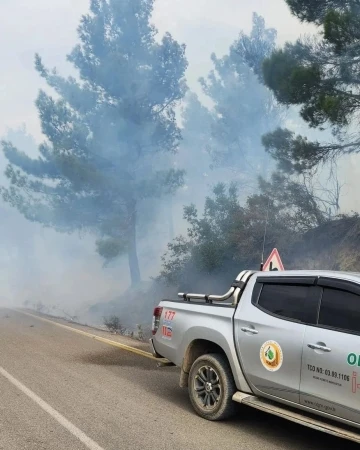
262;248;284;272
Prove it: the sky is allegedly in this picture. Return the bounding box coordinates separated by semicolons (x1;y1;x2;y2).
0;0;315;139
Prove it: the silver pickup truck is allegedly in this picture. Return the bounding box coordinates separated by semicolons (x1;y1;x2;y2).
150;269;360;443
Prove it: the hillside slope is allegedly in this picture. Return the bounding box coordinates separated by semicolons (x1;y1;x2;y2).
288;215;360;272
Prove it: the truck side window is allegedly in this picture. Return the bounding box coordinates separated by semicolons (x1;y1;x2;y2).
319;287;360;334
257;284;320;324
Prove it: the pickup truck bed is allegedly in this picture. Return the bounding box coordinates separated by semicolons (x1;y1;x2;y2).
151;300;250;391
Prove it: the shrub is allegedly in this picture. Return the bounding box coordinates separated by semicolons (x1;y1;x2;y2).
103;315;123;334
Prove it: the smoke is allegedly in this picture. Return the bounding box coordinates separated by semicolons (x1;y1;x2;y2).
0;126;125;314
0;0;358;330
338;154;360;214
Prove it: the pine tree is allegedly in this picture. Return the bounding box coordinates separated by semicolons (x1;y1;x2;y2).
1;0;188;286
262;0;360;172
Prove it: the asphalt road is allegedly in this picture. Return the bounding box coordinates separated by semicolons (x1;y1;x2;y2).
0;309;358;450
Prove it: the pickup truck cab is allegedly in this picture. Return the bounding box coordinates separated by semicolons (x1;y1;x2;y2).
150;270;360;443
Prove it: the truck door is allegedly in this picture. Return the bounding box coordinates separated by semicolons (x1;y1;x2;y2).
234;275;321;404
300;277;360;424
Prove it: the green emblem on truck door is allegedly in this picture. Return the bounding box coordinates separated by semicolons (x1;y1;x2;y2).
260;341;283;372
266;347;275;361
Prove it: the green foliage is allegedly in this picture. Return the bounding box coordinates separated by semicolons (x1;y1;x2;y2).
196;14;282;178
96;237;128;261
262;0;360;171
262;128;325;172
231;13;277;81
158;175;329;289
159;235;193;286
177;92;213;178
286;0;352;23
263;50;322;106
103;315;123;334
258;173;328;231
324;10;359;53
1;0;188;285
159;13;344;290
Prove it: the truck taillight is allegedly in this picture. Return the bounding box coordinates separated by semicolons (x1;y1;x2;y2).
152;306;163;335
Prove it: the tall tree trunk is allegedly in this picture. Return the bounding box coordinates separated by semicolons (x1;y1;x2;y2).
126;200;141;286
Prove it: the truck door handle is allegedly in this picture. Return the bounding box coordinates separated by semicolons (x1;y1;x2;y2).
241;327;258;335
307;343;331;352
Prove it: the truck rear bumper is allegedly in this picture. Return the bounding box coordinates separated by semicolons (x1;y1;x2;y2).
149;338;162;358
149;338;176;367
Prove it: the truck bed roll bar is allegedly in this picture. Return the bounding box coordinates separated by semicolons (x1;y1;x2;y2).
178;270;254;303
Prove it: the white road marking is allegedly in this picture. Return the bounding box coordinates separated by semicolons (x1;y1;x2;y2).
0;366;105;450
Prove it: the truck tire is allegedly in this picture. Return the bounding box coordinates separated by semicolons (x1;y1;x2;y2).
188;353;237;421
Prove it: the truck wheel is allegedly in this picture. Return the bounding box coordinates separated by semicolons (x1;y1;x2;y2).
188;353;237;421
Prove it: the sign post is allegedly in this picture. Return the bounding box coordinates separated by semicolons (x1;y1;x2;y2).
262;248;284;272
